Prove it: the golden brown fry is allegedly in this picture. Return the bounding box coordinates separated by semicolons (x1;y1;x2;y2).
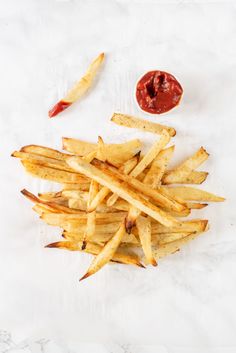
38;191;62;201
143;146;175;187
62;190;89;202
136;216;157;266
151;219;209;234
152;232;204;260
63;183;90;191
63;230;139;245
67;156;180;227
12;151;75;173
22;160;88;184
163;147;209;184
45;240;142;267
185;202;208;209
162;170;208;185
111;113;176;137
80;221;128;280
160;186;225;202
83;180;99;247
157;232;193;245
20;144;71;161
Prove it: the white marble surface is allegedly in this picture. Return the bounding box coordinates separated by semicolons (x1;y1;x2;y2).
1;0;236;352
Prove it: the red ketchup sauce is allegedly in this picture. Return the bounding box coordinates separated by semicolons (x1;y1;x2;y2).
136;71;183;114
48;101;72;118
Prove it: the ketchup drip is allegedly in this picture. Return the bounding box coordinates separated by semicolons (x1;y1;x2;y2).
49;101;72;118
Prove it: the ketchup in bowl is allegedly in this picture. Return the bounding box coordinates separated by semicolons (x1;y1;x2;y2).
136;70;183;114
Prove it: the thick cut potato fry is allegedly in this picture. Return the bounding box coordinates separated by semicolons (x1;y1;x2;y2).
152;232;204;260
88;154;139;212
80;222;128;280
49;53;105;118
46;240;142;266
63;183;90;191
144;146;175;187
63;230;139;245
130;130;170;178
67;156;180;227
136;216;157;266
111;113;176;137
13;151;77;173
63;137;141;165
42;212;127;226
160;186;225;202
163;147;209;184
162;170;208;185
151;219;208;234
22;160;88;184
62;190;89;202
93;160;187;213
157;232;193;245
20;145;71;161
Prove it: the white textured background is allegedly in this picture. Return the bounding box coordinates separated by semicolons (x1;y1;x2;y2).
0;0;236;352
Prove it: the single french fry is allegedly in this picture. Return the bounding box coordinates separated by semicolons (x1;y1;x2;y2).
41;211;127;226
83;180;99;247
38;191;62;201
157;232;193;245
20;145;71;161
12;151;76;173
136;216;157;266
111;113;176;137
67;156;180;227
80;221;128;280
185;202;208;209
63;183;90;191
88;154;139;212
49;53;105;118
22;160;88;184
62;190;89;202
152;232;205;260
46;240;142;267
33;203;59;215
160;186;225;202
163;147;209;184
130;130;171;178
143;146;175;187
162;170;208;185
63;230;139;245
151;219;209;234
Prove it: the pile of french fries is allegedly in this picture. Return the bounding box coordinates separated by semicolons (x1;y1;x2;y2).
12;113;224;280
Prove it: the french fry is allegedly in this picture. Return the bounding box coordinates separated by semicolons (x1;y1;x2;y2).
162;171;208;185
151;219;209;234
62;190;89;202
143;146;175;187
111;113;176;137
63;137;142;166
13;151;76;173
22;160;88;184
157;232;193;245
49;53;105;118
63;183;90;191
46;240;143;267
41;211;127;226
152;232;204;260
88;154;139;212
185;202;208;209
160;186;225;202
63;230;139;245
32;203;59;215
83;180;99;248
163;147;209;184
20;145;71;161
80;221;129;280
136;216;157;266
38;191;62;201
67;156;180;227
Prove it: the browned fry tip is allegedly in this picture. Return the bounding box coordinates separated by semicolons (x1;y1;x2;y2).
125;217;135;234
81;241;87;250
79;272;91;281
45;242;60;248
151;259;158;267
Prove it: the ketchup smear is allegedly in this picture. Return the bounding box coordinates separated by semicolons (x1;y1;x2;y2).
136;71;183;114
49;101;72;118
